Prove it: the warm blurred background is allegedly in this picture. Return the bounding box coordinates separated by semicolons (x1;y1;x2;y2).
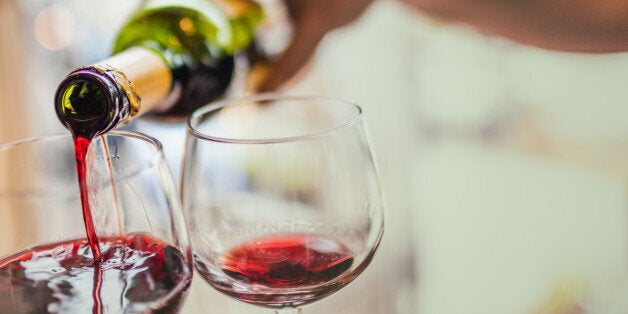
4;0;628;313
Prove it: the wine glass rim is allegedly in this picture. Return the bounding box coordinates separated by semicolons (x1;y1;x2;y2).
0;130;165;199
187;93;364;144
0;130;163;151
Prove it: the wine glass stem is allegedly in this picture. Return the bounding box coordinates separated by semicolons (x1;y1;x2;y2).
276;308;302;314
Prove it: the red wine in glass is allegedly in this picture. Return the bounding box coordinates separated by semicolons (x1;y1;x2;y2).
220;234;354;288
195;233;356;308
0;233;190;313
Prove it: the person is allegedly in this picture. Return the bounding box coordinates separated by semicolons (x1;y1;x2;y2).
261;0;628;90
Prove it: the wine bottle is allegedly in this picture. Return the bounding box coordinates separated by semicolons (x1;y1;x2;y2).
54;0;266;138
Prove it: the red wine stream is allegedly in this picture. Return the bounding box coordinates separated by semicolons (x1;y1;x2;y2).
74;133;104;313
74;135;101;260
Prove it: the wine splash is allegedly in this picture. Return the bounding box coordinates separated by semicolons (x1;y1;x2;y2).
0;233;190;313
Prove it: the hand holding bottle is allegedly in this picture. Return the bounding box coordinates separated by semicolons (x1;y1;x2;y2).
261;0;628;92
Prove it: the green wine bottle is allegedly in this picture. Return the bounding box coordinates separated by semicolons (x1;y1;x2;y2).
55;0;264;138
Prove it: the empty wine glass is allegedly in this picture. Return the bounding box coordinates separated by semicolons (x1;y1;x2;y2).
0;131;193;313
181;94;385;313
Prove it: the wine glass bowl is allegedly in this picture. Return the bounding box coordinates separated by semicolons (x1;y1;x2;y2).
181;95;385;310
0;131;193;313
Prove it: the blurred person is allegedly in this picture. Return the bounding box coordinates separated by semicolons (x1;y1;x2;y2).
263;0;628;90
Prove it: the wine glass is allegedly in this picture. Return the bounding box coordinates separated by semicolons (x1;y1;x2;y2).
0;131;193;313
181;94;385;313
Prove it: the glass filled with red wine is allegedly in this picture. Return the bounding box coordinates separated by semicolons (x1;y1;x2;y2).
0;131;193;313
181;94;385;313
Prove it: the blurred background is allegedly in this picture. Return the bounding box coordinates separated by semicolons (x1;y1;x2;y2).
3;0;628;313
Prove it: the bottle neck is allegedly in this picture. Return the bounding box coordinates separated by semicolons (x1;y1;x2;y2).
55;48;172;137
99;47;173;118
